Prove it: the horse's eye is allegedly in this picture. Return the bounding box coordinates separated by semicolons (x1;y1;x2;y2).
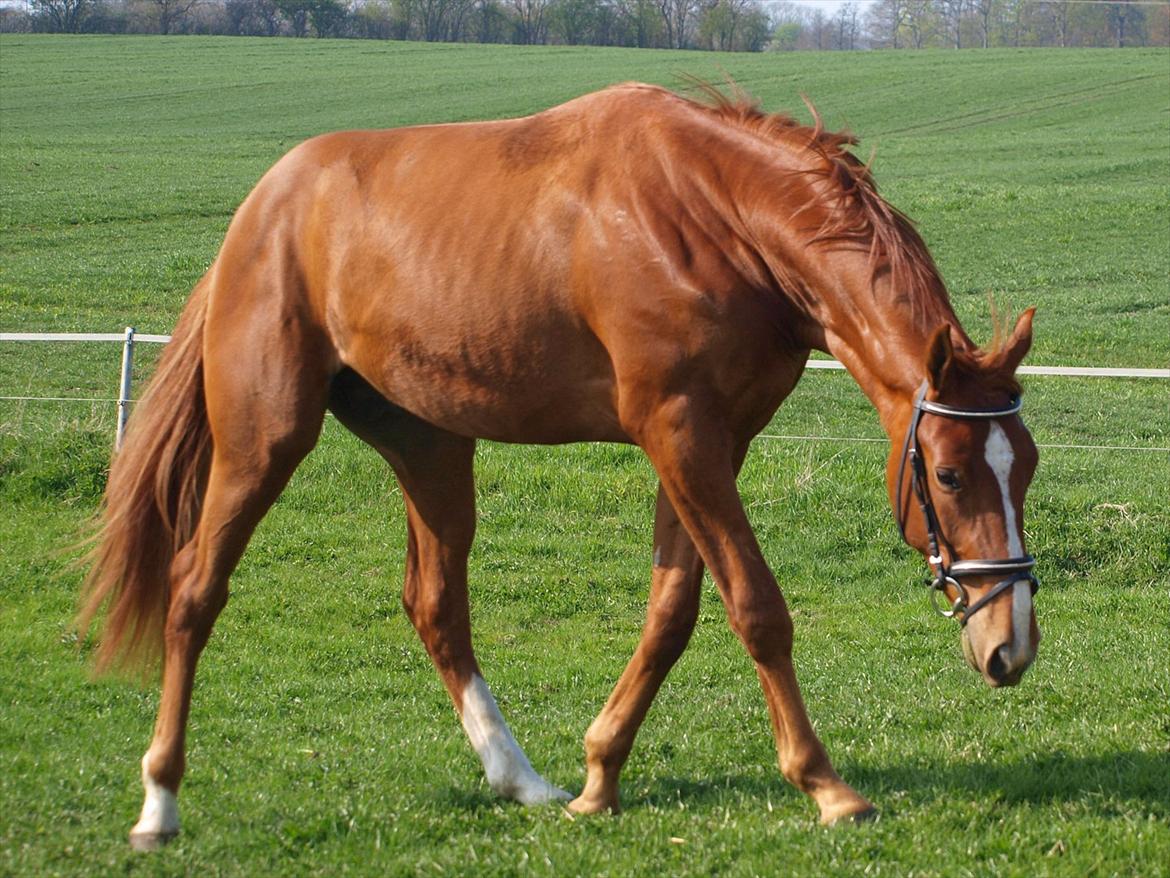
935;468;962;491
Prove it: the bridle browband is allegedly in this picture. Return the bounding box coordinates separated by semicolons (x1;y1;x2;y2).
894;380;1039;626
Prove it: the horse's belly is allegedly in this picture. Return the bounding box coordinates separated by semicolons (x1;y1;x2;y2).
342;318;626;445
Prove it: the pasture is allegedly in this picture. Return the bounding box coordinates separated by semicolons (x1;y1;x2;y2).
1;35;1168;876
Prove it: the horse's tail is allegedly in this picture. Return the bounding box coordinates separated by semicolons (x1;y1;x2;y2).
78;277;213;677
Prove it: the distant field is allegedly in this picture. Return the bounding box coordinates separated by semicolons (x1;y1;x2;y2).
1;36;1168;877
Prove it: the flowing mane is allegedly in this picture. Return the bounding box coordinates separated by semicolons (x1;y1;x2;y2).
679;83;952;328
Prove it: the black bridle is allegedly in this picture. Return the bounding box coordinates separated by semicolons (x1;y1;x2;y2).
894;381;1039;626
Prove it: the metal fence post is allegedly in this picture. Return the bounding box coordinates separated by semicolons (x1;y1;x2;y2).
116;326;135;451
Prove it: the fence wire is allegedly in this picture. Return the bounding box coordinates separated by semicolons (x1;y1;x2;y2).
3;332;1168;453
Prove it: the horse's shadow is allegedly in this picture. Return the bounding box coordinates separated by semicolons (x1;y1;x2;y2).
636;749;1170;812
427;750;1168;815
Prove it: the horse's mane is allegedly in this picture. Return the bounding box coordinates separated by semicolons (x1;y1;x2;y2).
950;312;1026;394
952;349;1024;395
681;83;952;327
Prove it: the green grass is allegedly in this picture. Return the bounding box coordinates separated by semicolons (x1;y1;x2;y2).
2;35;1169;877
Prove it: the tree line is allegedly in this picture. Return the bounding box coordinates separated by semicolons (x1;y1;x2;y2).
4;0;1167;50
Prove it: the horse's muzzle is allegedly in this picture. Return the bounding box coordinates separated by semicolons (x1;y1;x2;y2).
962;620;1037;688
983;644;1028;687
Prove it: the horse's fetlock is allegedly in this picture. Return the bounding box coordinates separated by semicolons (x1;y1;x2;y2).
780;749;833;795
143;749;184;794
583;722;626;770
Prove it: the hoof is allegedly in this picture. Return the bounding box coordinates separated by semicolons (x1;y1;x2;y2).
490;767;574;806
511;781;574;806
129;829;178;851
549;786;575;804
825;806;878;827
567;794;620;815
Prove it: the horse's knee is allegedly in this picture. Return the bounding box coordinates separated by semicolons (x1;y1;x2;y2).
401;570;421;627
640;567;701;666
725;588;793;665
641;612;697;672
401;572;472;671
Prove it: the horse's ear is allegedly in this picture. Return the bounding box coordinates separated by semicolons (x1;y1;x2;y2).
925;324;954;392
996;308;1035;375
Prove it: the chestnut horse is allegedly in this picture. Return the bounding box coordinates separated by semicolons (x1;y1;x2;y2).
81;83;1040;849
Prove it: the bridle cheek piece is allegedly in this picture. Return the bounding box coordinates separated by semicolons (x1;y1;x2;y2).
895;381;1039;626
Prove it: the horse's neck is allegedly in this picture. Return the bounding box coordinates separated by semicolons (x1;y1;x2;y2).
809;263;967;436
719;143;968;433
673;130;967;434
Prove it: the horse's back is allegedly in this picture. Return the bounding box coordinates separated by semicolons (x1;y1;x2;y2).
204;84;801;444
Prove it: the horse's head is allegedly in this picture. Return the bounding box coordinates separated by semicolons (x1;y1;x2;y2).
888;309;1040;687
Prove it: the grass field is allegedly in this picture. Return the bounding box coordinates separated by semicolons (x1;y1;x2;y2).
2;35;1168;877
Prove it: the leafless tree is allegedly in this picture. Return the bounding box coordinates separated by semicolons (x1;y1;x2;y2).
471;0;510;41
656;0;698;47
935;0;965;47
414;0;470;39
867;0;911;48
832;0;859;47
150;0;201;33
225;0;282;35
971;0;993;46
29;0;91;31
612;0;659;46
808;6;827;48
1107;0;1143;46
902;0;936;46
698;0;754;50
510;0;550;42
997;0;1026;46
1038;0;1071;45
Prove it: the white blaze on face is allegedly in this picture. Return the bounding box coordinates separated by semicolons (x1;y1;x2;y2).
985;422;1033;663
459;674;571;805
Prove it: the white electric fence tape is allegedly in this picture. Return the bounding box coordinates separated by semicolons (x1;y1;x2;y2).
2;332;1168;451
803;359;1170;379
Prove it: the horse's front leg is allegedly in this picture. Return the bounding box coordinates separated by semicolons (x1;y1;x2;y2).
638;402;875;824
570;484;704;814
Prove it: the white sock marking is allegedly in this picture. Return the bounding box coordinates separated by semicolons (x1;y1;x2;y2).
985;423;1032;664
460;675;570;805
130;753;179;839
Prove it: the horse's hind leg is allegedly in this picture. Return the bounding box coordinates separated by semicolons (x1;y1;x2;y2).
329;375;569;805
130;319;330;850
570;484;703;813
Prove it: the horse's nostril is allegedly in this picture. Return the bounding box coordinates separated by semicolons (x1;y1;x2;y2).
985;646;1009;683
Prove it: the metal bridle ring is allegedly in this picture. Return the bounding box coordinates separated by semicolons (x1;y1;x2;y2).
929;576;966;618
